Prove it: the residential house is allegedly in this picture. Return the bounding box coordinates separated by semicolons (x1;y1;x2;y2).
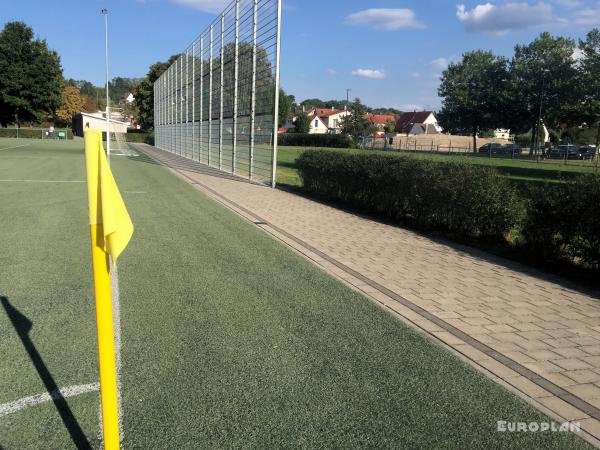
395;111;442;135
307;114;330;134
305;107;350;134
120;92;135;104
494;128;511;140
365;113;396;131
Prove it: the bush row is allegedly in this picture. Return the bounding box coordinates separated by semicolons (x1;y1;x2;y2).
0;128;73;139
521;176;599;269
295;149;600;270
278;133;352;148
296;150;523;238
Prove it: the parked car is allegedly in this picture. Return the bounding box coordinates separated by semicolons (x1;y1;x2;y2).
502;143;522;155
478;143;504;154
549;144;595;160
578;146;597;160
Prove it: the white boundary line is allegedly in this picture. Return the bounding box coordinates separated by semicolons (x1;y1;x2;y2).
0;383;99;417
0;144;30;151
0;179;85;183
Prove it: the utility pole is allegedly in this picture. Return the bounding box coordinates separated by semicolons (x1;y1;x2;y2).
101;8;110;163
346;88;351;110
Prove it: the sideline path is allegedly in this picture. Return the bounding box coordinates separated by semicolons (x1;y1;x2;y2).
135;144;600;446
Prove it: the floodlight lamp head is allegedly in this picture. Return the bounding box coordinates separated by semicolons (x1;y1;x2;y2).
101;8;108;14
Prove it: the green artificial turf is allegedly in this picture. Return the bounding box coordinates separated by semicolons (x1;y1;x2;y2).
0;137;592;448
276;146;600;187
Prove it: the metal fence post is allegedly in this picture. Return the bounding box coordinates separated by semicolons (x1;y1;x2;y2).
249;0;258;180
208;24;213;166
192;43;195;160
219;13;225;171
200;36;204;163
232;0;239;175
271;0;282;188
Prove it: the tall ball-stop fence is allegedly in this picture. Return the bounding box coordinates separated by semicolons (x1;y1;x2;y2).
154;0;282;186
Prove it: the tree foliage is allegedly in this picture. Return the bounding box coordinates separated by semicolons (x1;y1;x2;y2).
133;55;179;130
438;50;509;151
55;86;84;124
0;21;63;126
340;98;376;142
294;112;310;133
508;32;578;133
579;28;600;147
278;88;292;128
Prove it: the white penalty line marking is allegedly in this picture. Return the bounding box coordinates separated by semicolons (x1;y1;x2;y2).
0;144;30;151
0;179;85;183
0;383;99;418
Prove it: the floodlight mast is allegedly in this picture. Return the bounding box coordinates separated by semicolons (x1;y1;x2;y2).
101;8;110;163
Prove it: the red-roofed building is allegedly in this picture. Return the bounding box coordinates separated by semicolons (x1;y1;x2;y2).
301;106;351;134
396;111;442;135
365;113;397;131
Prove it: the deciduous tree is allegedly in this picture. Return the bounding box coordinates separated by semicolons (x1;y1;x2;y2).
438;50;509;152
340;98;375;143
0;21;63;126
294;112;310;133
56;86;85;124
509;32;579;153
578;28;600;151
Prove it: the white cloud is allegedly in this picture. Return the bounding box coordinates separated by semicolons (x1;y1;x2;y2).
345;8;425;30
410;72;421;78
572;4;600;25
326;68;337;75
553;0;582;8
395;104;424;111
456;2;558;35
170;0;229;13
352;69;386;79
429;57;452;69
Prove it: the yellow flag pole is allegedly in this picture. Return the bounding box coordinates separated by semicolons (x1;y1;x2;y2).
90;223;120;450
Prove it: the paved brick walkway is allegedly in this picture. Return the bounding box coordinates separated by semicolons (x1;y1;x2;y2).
136;144;600;446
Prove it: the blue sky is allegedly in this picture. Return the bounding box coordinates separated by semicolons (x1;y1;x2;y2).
2;0;599;109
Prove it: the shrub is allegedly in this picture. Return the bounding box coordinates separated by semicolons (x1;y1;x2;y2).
296;150;523;238
0;128;73;139
278;133;352;148
125;132;150;143
522;174;600;269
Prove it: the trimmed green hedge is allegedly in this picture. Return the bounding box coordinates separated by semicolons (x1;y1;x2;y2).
125;132;149;143
296;150;523;238
522;175;599;269
0;128;73;139
278;133;352;148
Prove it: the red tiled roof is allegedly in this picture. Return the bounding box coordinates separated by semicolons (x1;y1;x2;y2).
365;113;396;124
396;111;434;133
313;108;346;118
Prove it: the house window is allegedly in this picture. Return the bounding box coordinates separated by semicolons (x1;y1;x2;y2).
333;119;338;128
314;119;319;128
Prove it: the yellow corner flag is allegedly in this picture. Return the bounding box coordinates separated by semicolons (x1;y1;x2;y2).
84;129;133;450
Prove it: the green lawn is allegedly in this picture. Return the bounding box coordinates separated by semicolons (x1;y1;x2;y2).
0;137;592;448
276;146;600;186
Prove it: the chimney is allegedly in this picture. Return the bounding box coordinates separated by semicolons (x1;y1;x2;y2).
331;106;334;111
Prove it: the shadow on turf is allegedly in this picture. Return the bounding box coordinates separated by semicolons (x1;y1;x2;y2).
130;144;265;186
1;297;92;450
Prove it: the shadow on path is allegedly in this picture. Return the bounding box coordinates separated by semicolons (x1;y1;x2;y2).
1;296;92;449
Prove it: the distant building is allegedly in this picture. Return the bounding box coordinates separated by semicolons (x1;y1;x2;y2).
72;111;129;137
305;107;350;134
365;113;396;131
286;107;351;134
494;128;511;140
395;111;442;135
120;92;135;104
307;114;330;134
